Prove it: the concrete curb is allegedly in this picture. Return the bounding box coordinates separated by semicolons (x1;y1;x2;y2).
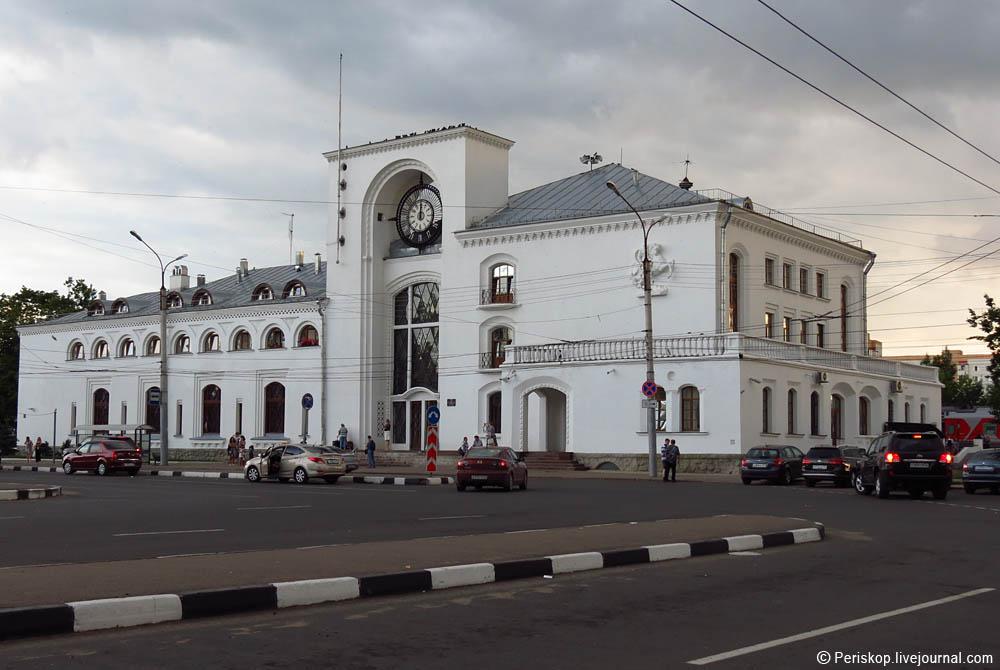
0;485;61;501
0;523;823;641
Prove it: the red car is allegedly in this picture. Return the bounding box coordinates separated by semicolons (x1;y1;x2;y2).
63;437;143;476
456;447;528;491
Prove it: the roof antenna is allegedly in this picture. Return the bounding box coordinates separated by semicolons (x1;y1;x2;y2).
679;154;694;190
282;212;294;264
579;152;603;171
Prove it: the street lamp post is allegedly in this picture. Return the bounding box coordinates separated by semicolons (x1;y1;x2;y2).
606;181;664;478
130;230;186;467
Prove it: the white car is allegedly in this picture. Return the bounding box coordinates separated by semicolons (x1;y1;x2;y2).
244;445;347;484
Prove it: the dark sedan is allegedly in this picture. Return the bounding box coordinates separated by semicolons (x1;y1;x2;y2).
962;449;1000;494
456;447;527;491
740;445;804;485
803;446;853;487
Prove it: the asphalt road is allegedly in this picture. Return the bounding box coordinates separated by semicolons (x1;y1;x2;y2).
2;470;1000;668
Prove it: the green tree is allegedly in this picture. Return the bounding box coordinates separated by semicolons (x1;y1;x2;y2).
0;277;96;435
951;376;984;409
968;295;1000;418
920;349;959;406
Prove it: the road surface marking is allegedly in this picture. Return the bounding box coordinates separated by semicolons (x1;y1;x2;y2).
0;516;25;520
156;552;217;559
418;514;485;521
236;505;312;511
687;588;995;666
113;528;225;537
504;528;549;534
296;544;343;550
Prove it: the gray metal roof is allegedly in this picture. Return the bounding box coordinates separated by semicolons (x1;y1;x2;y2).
37;262;327;327
473;163;711;229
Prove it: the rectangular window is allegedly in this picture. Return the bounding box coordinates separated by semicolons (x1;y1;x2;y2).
392;402;406;444
816;272;826;298
799;268;809;294
800;320;808;345
70;403;77;431
782;263;793;289
176;401;183;436
236;401;243;434
120;402;127;425
764;257;775;286
782;317;791;342
817;324;826;348
764;312;774;338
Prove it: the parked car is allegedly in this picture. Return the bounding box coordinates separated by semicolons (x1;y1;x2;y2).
740;445;804;485
962;449;1000;494
855;427;952;500
244;445;347;484
456;447;527;491
62;437;142;476
802;446;854;487
319;446;359;473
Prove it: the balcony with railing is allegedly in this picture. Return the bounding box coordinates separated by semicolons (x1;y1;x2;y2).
480;287;517;307
504;333;938;383
480;351;506;370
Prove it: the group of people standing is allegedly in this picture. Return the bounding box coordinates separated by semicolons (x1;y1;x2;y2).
22;436;46;462
226;433;249;465
457;422;498;457
661;438;680;482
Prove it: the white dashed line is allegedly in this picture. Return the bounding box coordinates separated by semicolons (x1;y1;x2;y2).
113;529;225;537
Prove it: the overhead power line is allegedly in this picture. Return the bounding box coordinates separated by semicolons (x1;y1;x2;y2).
756;0;1000;168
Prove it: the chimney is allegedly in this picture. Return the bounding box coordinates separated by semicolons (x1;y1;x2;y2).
169;264;190;291
196;274;206;287
239;258;249;275
314;253;322;275
98;290;107;301
631;168;639;188
295;251;304;270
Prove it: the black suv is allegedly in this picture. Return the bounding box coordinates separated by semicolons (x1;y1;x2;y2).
855;423;952;500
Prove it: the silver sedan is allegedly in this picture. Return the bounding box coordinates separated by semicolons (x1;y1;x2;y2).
244;445;347;484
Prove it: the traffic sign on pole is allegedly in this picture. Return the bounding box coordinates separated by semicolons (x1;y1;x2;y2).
426;405;440;426
641;380;658;398
426;425;438;473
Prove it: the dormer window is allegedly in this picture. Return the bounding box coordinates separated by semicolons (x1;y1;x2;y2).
87;301;105;316
252;284;274;301
283;281;306;298
192;290;212;306
166;292;183;309
112;300;129;314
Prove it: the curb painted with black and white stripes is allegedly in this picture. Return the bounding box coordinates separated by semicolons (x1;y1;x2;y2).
0;523;823;641
0;485;61;501
0;465;452;486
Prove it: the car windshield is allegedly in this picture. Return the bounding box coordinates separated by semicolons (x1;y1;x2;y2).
807;447;841;458
892;435;945;453
970;449;1000;463
747;448;780;459
466;448;502;459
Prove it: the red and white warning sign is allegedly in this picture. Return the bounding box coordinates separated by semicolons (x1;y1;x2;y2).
426;425;438;473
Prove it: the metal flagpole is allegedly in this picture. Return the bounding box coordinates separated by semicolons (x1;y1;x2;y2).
335;53;343;265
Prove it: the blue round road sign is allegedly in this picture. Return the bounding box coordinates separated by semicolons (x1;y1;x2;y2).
426;406;440;426
641;381;658;398
302;393;314;410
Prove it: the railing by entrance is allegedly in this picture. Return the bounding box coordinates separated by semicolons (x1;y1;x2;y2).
505;333;938;383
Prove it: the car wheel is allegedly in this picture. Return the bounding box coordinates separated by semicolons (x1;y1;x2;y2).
519;474;527;491
908;488;924;499
932;485;949;500
805;478;816;488
293;467;308;485
742;477;751;485
456;482;466;492
246;466;260;482
62;461;73;475
503;473;513;491
875;471;890;499
855;472;872;496
781;468;792;486
96;461;108;477
964;484;977;494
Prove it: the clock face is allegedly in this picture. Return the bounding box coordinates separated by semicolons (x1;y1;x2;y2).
395;184;443;248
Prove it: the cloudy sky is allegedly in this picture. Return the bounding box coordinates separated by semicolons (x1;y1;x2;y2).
2;0;999;355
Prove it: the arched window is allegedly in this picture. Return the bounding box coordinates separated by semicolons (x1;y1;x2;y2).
810;392;820;436
118;338;136;357
728;253;740;332
859;396;870;435
654;386;667;431
681;386;700;432
252;284;274;301
201;385;221;435
93;340;110;359
113;299;129;314
264;327;285;350
192;290;212;306
840;284;849;352
87;301;105;316
392;282;440;394
488;264;515;304
297;325;319;347
69;342;85;360
145;387;160;433
787;389;797;434
264;382;285;435
146;336;160;356
920;403;926;423
487;326;512;368
904;402;911;422
831;395;844;445
888;399;895;423
202;331;220;352
762;387;772;433
93;388;109;425
174;334;191;354
487;390;502;434
232;329;252;351
283;281;306;298
166;292;183;309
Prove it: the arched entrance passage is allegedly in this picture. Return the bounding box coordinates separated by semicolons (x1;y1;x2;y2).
520;387;568;453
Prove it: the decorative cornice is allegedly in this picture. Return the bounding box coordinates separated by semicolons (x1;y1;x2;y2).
730;213;872;264
324;126;514;162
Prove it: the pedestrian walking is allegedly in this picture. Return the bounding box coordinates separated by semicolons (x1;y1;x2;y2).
23;437;33;460
383;419;392;450
365;435;377;468
227;435;238;465
34;437;42;461
472;435;483;449
338;424;349;451
458;436;469;457
661;439;680;482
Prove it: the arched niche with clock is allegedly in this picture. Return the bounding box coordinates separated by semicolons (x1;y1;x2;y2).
381;175;444;259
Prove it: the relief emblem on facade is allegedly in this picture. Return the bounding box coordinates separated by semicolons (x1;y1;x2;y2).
630;243;675;296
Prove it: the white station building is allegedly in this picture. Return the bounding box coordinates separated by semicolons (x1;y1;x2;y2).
18;124;941;466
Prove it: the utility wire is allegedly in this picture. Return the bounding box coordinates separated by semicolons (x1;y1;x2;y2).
756;0;1000;168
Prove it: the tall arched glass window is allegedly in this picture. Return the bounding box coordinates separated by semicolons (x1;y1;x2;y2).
904;402;911;422
489;264;515;304
392;282;440;394
831;395;844;445
762;387;772;433
202;385;221;435
681;386;700;432
810;392;820;436
787;389;797;434
920;403;926;423
859;396;870;435
264;382;285;435
728;253;739;332
93;388;110;425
